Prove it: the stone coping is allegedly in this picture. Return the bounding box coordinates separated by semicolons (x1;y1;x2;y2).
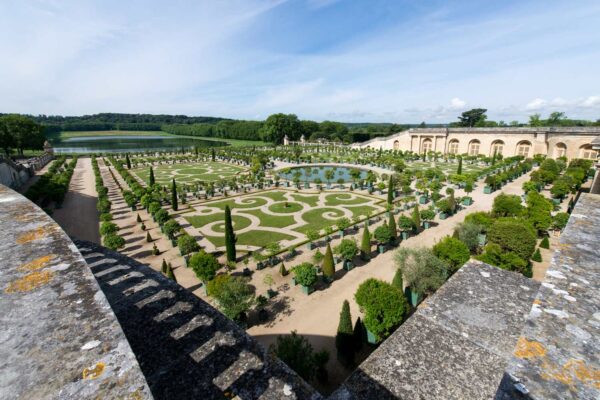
0;184;151;400
496;193;600;399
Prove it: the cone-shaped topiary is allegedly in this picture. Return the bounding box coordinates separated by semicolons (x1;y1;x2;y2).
149;166;155;186
352;317;365;351
166;263;176;281
161;259;168;273
224;205;237;262
152;243;159;256
360;222;371;260
279;262;288;276
387;176;394;205
392;269;403;291
322;243;335;278
532;248;542;262
457;156;463;175
146;232;152;242
136;213;142;223
171;179;178;211
540;236;550;249
388;211;397;242
412;204;421;231
336;300;355;366
126;153;131;169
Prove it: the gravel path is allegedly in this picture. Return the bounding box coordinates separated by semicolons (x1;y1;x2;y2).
52;158;101;244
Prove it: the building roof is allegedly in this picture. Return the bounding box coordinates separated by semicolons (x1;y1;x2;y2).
496;193;600;400
330;261;539;400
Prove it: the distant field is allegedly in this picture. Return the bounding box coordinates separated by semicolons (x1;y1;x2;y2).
49;130;267;147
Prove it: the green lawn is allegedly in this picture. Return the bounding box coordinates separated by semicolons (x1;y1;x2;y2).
291;194;320;207
185;213;252;232
325;193;370;206
242;208;296;228
268;201;303;214
206;230;295;248
256;190;288;202
206;196;268;210
132;161;247;185
295;207;346;234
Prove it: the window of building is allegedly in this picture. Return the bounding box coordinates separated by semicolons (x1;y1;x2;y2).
580;145;598;160
393;140;400;150
491;141;504;156
555;143;567;158
422;139;433;153
469;141;480;156
448;140;459;154
517;142;531;157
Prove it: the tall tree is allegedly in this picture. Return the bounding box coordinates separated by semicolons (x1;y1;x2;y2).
528;113;542;127
335;300;355;366
224;205;237;262
412;204;421;230
149;166;155;186
548;111;567;126
125;153;131;169
0;114;45;155
457;108;488;127
322;243;335;279
388;210;397;242
457;156;463;175
211;148;216;162
171;178;178;211
259;113;303;144
360;222;371;260
387;175;394;205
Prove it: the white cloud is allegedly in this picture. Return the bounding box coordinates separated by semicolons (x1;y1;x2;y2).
525;98;547;110
581;96;600;108
449;97;466;110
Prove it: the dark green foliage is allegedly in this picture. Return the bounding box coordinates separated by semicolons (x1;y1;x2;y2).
224;205;237;263
492;193;524;217
152;243;160;256
334;239;358;261
171;179;178;211
189;250;220;282
294;262;317;287
149;166;155;186
456;108;488;127
398;215;414;231
391;269;404;291
526;191;553;234
540;236;550;249
270;331;319;382
373;223;392;244
103;234;125;250
354;279;409;341
457;156;463;175
464;212;494;230
125;153;131;169
145;232;153;242
360;223;371;260
532;248;542;262
166;263;177;281
412;204;421;230
100;221;118;236
279;262;288;276
163;219;181;239
552;212;570;231
454;221;485;253
177;234;200;255
388;211;397;241
212;276;254;321
394;248;448;296
387;176;394;204
336;300;355;366
488;219;537;261
259;113;303;144
432;236;471;274
477;243;531;277
322;243;335;278
136;213;142;223
161;259;168;274
352;317;365;351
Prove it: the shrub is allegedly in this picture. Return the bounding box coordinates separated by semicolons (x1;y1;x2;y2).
552;212;570;231
477;243;530;277
189;250;220;283
432;236;471;274
354;278;408;341
163;219;181;239
213;276;254;321
532;248;542;262
178;234;200;255
148;201;161;216
270;331;318;382
488;219;536;261
540;236;550;249
420;208;436;222
492;193;523;217
373;223;392;244
464;212;493;230
334;239;358;261
454;221;485;253
206;274;231;297
103;234;125;250
398;215;414;231
100;213;113;222
322;244;335;278
336;300;355;366
100;222;118;236
360;223;371;259
154;208;170;225
294;262;317;287
394;248;448;296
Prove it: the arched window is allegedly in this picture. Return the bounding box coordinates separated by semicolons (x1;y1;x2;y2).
554;143;567;158
393;140;400;150
422;138;433;153
491;140;504;156
468;140;480;156
448;139;459;154
516;141;532;157
579;144;598;160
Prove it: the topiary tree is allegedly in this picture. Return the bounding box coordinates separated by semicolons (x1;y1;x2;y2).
188;250;220;283
163;219;181;240
104;233;125;250
388;211;397;242
398;215;414;232
387;175;394;205
146;232;153;243
161;259;168;274
540;236;550;249
100;221;118;236
488;219;537;261
322;243;335;279
178;233;200;255
279;262;288;276
432;236;471;274
352;317;365;351
125;153;131;169
336;300;355;366
477;243;530;277
360;222;371;260
492;193;523;217
457;156;462;175
171;179;178;211
373;223;392;245
391;269;404;291
224;205;237;262
412;204;421;231
532;248;542;262
294;262;318;288
154;208;170;225
334;239;358;262
149;166;155;186
354;278;409;342
212;275;254;321
166;263;176;281
270;331;316;382
552;212;570;231
136;213;142;223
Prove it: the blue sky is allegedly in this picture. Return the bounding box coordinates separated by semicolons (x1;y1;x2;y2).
1;0;599;123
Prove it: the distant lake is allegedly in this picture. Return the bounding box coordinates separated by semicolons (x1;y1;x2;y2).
49;135;228;154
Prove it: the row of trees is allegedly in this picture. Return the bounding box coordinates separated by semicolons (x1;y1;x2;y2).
450;109;600;128
25;156;78;206
0;114;46;156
